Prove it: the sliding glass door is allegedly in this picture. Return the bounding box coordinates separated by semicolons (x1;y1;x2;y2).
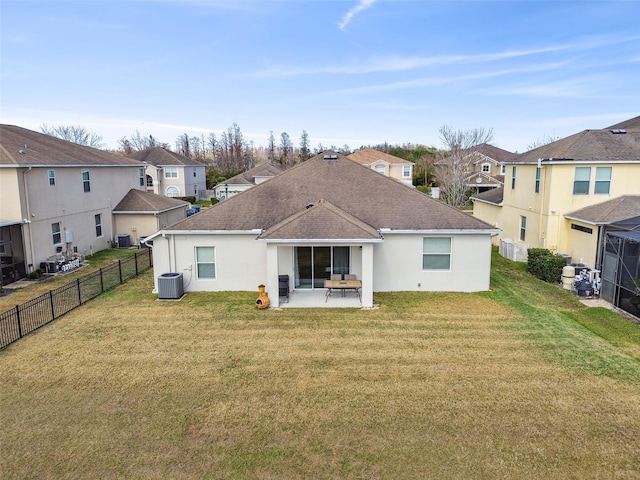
294;246;351;289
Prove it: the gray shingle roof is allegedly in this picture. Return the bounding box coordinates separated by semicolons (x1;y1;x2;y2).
565;195;640;225
512;116;640;163
471;187;504;205
167;152;495;236
130;147;206;167
0;125;142;167
113;189;189;213
224;162;284;186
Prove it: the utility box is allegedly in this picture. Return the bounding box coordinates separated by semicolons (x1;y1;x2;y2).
157;272;184;299
115;234;131;248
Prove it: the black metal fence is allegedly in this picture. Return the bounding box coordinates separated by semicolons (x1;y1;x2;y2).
0;249;152;349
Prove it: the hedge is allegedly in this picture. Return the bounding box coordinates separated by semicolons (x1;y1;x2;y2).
527;248;568;284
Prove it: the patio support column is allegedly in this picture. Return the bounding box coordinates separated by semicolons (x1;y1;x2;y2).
266;243;279;308
361;243;374;308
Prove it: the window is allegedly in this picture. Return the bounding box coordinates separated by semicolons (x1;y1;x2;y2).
52;222;61;244
82;170;90;193
164;167;178;179
422;237;451;270
520;216;527;242
193;171;197;177
139;167;145;187
595;167;612;194
375;165;385;174
511;166;517;189
95;214;103;237
571;223;593;234
403;165;411;177
481;163;491;173
48;170;55;186
573;167;591;195
535;167;541;193
165;186;180;197
501;164;506;175
196;247;215;279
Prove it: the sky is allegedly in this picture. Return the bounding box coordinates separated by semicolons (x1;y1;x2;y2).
1;0;639;154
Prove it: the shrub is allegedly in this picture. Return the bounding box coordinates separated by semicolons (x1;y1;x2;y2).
178;196;197;204
527;248;566;284
27;269;43;280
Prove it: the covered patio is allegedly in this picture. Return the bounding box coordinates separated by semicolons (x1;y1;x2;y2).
277;288;366;308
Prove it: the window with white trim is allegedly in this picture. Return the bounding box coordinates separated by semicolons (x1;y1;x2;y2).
164;167;178;179
573;167;591;194
403;165;411;177
95;214;103;237
594;167;611;194
481;163;491;173
52;222;62;244
534;167;541;193
511;166;517;189
48;170;55;186
139;167;145;187
196;247;216;279
165;186;180;197
82;169;90;193
422;237;451;270
375;165;385;174
520;216;527;241
500;164;506;175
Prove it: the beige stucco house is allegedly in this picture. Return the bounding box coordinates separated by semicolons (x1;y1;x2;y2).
471;116;640;268
348;148;414;187
112;189;189;246
0;125;146;284
145;152;499;308
131;147;207;199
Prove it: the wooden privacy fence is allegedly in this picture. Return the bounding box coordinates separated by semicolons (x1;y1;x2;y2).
0;249;152;349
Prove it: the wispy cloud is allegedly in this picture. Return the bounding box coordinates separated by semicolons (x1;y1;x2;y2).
254;33;640;78
338;0;377;31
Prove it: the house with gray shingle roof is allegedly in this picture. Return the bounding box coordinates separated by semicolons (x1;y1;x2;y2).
130;147;207;199
0;125;147;284
471;116;640;270
348;148;414;187
112;190;189;245
212;162;284;200
145;152;499;308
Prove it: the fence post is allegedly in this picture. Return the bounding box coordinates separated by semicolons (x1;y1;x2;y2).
118;260;123;284
100;267;104;293
135;252;139;275
77;278;82;305
49;290;55;320
16;305;23;339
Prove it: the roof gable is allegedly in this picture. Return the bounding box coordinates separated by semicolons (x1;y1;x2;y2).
167;152;495;234
258;199;381;240
348;148;412;165
113;189;189;213
566;195;640;224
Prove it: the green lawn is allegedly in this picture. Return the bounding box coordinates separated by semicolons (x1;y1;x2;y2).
1;251;639;479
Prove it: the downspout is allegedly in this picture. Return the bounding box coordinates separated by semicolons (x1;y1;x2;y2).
595;225;605;270
23;167;36;273
537;159;545;248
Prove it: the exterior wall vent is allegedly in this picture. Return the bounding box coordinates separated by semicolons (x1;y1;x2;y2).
323;154;338;160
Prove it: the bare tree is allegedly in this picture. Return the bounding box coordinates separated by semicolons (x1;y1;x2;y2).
41;124;105;149
437;126;494;207
526;133;560;152
299;130;311;162
119;130;167;152
176;133;191;158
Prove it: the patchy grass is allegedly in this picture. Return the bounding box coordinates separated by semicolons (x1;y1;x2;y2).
1;252;639;479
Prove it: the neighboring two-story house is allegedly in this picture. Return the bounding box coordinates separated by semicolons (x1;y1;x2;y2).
131;147;207;199
348;148;414;187
471;116;640;269
0;125;147;284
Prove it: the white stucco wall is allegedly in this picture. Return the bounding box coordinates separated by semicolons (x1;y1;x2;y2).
372;233;493;292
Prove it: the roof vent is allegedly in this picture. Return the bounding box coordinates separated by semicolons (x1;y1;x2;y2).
611;129;627;134
18;149;25;154
323;154;338;160
305;202;315;209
